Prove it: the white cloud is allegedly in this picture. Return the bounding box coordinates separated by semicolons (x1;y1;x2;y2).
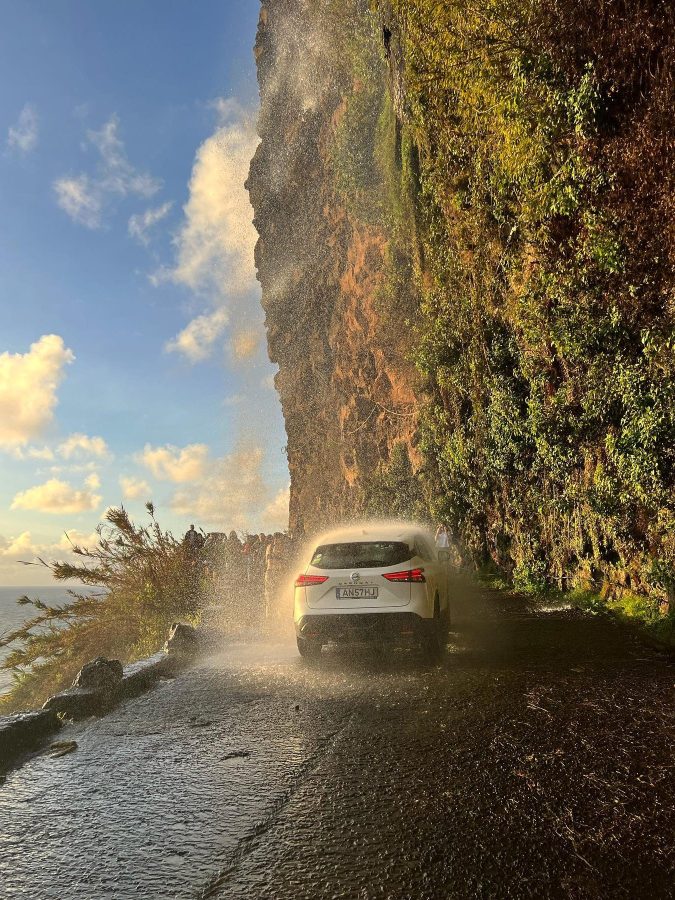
7;104;38;154
11;445;55;461
162;100;260;362
169;101;258;295
139;443;208;483
170;444;262;527
230;328;259;362
209;97;244;122
0;531;42;559
57;433;110;460
54;115;161;229
26;446;55;460
119;475;151;500
261;485;291;532
165;307;229;363
58;528;100;551
134;436;286;531
0;532;46;586
85;472;101;490
169;442;288;532
0;528;103;585
53;175;103;229
128;201;173;245
223;394;245;407
88;117;160;198
0;527;100;564
11;478;102;514
0;335;74;450
47;461;100;476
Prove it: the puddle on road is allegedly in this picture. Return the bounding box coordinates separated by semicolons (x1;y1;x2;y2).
537;602;573;613
221;751;251;764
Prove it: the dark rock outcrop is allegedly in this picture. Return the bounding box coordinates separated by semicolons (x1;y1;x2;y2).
164;622;200;657
43;656;124;719
74;657;123;692
121;653;177;697
0;710;61;769
43;686;112;719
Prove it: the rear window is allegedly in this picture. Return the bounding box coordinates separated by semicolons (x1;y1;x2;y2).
310;541;412;570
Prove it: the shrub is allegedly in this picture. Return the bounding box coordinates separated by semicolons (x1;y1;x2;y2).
360;442;430;523
0;504;202;713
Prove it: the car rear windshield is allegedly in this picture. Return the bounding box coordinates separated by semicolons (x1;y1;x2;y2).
310;541;412;570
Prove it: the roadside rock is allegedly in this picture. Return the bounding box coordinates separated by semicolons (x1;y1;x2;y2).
8;632;198;768
43;686;110;719
74;657;123;692
43;657;124;720
0;710;61;769
165;623;200;657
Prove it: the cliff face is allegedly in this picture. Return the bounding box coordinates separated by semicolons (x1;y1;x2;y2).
250;0;675;605
248;0;419;536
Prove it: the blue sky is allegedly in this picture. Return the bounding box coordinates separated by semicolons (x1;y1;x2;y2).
0;0;289;585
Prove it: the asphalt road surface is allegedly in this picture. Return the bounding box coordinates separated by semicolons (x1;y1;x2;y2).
1;583;674;899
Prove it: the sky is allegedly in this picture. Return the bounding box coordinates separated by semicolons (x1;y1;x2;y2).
0;0;289;586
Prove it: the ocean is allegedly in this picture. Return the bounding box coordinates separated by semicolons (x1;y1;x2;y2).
0;585;76;697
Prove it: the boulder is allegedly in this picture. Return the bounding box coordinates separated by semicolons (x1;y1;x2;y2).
74;656;123;692
43;686;108;719
164;622;200;657
0;710;61;768
42;657;123;720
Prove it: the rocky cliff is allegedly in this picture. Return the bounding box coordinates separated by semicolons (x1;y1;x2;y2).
249;0;675;609
248;0;420;536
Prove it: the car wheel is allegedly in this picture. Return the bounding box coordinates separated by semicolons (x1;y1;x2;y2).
421;599;445;662
441;605;451;636
296;636;322;659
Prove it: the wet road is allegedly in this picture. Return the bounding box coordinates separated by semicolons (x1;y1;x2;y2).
1;585;674;899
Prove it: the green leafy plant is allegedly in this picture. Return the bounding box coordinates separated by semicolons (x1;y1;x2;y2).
367;0;675;608
360;442;430;523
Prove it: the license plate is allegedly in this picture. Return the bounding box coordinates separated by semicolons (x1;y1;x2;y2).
335;586;379;600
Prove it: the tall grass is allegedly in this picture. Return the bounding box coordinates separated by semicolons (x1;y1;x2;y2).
0;504;202;714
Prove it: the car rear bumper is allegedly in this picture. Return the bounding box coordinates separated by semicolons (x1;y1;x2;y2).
295;612;432;644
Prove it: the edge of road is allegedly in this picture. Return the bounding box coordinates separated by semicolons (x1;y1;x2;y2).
0;622;210;777
475;570;675;656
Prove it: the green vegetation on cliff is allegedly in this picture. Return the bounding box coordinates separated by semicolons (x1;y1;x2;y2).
351;0;675;612
255;0;674;621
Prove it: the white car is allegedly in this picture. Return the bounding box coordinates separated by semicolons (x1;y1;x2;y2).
293;524;450;660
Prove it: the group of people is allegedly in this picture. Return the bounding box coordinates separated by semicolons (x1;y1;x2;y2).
181;520;455;630
182;525;296;627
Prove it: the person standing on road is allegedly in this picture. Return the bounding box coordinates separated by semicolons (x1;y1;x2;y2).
182;524;205;604
183;524;204;553
264;533;292;624
435;523;450;550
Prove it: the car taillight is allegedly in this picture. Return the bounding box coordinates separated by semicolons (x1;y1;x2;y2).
383;568;426;583
295;574;329;587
